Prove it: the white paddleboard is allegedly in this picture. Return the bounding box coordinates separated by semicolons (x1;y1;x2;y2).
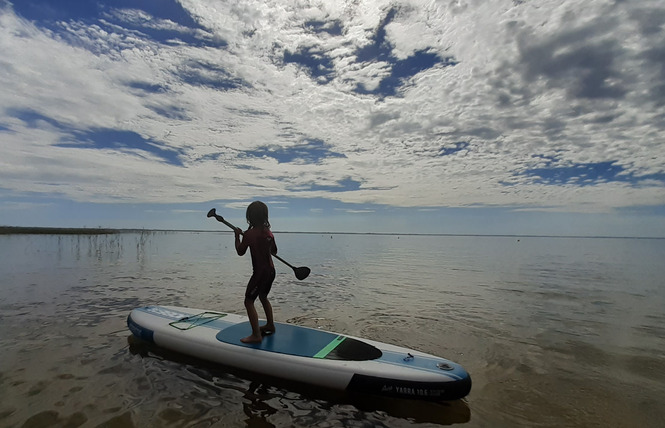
127;305;471;401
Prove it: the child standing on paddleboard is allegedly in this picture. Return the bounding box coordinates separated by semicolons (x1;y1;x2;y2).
234;201;277;343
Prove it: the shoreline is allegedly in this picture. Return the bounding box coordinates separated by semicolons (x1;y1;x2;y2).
0;226;122;235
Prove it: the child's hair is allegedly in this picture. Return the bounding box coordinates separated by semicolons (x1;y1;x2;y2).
246;201;270;228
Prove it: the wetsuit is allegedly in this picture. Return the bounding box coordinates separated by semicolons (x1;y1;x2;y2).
236;227;276;301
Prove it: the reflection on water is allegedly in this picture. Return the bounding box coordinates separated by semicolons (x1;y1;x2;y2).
1;232;664;427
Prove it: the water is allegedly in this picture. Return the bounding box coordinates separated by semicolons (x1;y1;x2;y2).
1;232;664;427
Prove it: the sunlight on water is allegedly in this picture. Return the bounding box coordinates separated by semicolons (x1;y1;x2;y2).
1;232;664;427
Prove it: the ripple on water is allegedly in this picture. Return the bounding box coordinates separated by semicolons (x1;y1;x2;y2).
2;232;664;427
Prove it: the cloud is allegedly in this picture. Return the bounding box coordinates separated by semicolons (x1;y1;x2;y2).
0;0;664;220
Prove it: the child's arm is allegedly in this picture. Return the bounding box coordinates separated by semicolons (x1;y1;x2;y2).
235;228;247;256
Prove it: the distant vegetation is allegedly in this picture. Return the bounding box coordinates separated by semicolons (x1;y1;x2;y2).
0;226;119;235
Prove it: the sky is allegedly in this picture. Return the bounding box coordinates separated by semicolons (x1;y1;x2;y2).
1;0;664;237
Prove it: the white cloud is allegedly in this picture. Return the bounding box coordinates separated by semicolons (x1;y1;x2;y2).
1;0;664;219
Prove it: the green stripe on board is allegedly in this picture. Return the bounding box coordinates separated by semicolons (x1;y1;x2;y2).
313;335;346;358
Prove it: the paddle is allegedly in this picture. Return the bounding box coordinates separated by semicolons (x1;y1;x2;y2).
207;208;311;280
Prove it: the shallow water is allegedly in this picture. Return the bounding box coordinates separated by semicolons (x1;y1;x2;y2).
1;232;664;427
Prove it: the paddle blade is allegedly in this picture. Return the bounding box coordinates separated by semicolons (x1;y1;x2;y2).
294;266;310;281
207;208;216;218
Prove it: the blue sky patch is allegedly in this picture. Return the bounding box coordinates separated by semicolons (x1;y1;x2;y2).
353;8;457;97
392;50;456;79
525;161;624;185
178;60;247;91
10;0;100;24
305;19;344;36
126;81;168;94
12;0;199;28
56;128;185;167
8;109;184;166
439;141;469;156
147;104;190;121
356;49;456;97
242;139;345;164
355;7;398;63
8;109;65;130
522;158;665;186
284;46;336;83
11;0;224;50
281;7;457;95
292;177;361;193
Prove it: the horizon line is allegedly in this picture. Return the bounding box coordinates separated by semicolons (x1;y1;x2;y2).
1;226;663;240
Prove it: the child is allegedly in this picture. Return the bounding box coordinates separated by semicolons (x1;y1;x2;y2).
234;201;277;343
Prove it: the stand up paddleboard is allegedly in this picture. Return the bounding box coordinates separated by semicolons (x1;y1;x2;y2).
127;306;471;401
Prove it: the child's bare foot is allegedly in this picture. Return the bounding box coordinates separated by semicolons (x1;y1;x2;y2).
240;334;262;344
260;325;276;336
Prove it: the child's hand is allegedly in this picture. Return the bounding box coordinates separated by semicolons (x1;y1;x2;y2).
234;227;242;237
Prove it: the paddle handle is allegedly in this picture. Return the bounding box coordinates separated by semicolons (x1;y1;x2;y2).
207;208;242;234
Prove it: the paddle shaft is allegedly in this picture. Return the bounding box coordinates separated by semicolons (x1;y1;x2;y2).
214;215;239;234
272;253;296;270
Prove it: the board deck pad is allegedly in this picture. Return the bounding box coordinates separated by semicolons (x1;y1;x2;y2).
216;322;382;361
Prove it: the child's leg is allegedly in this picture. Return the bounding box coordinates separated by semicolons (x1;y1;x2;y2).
241;298;262;343
258;294;275;334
